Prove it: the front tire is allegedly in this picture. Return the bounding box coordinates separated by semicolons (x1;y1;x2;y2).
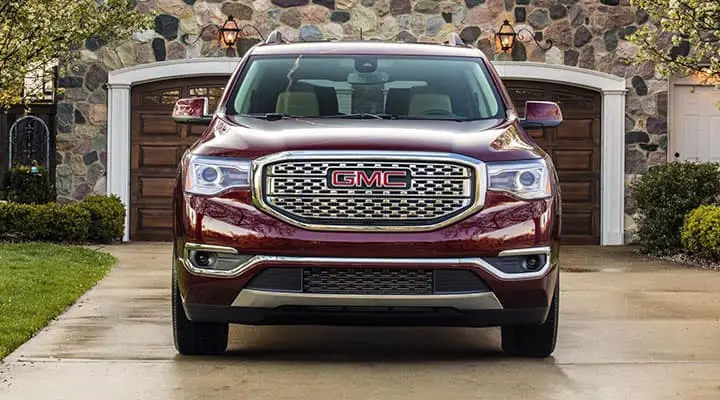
172;262;228;355
501;283;559;358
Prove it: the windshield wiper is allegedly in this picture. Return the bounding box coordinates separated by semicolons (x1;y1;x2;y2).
320;113;400;120
237;113;297;121
320;113;475;121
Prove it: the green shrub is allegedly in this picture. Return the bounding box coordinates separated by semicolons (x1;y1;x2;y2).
21;203;57;240
52;204;92;242
0;195;124;243
6;165;55;204
0;202;31;236
681;205;720;261
80;195;125;243
631;161;720;255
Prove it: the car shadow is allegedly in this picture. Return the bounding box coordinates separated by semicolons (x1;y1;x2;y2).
176;325;560;364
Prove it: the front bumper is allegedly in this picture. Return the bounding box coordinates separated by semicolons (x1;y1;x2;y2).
174;185;560;327
176;246;558;327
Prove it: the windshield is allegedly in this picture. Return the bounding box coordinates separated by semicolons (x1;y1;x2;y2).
226;55;505;121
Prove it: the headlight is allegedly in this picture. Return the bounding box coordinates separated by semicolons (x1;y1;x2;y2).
487;159;551;200
185;156;251;195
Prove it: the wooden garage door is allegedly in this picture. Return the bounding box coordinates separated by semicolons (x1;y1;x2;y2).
503;81;601;245
131;77;230;241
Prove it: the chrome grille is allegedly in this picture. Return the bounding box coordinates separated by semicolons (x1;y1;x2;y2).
269;197;468;219
271;162;469;177
255;153;480;230
269;177;468;197
303;268;433;295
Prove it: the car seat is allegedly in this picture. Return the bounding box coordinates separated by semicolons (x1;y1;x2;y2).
408;93;453;117
385;88;411;115
276;92;320;116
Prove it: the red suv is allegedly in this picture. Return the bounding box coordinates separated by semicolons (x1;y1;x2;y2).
171;33;563;358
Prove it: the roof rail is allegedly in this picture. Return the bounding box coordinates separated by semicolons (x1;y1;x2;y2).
265;30;286;45
444;32;467;47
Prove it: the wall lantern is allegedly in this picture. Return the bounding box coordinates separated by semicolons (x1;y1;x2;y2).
219;16;241;48
181;15;265;57
495;20;517;53
494;20;553;53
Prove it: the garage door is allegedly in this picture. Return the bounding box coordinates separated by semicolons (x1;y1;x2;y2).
131;78;600;243
503;80;602;245
131;77;230;241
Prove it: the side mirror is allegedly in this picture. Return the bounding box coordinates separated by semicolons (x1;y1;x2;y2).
520;101;563;129
172;97;212;124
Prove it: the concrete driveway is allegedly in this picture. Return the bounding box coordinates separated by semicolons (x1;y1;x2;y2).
1;244;720;399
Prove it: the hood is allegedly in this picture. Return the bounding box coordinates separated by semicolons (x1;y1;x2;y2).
192;116;542;162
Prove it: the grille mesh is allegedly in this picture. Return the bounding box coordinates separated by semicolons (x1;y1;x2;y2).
261;159;475;227
303;268;433;295
247;267;490;295
268;197;467;220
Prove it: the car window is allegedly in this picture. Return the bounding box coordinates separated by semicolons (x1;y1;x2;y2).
227;55;504;121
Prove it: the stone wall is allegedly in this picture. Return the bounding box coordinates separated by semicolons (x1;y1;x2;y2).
55;0;669;241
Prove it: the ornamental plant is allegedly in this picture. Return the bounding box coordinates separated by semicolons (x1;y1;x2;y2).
6;164;55;204
682;205;720;261
0;0;151;108
0;195;125;243
631;161;720;255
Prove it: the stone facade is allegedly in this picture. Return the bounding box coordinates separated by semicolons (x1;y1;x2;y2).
55;0;669;241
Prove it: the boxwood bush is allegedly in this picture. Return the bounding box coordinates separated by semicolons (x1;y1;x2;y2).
681;205;720;261
631;161;720;255
6;165;55;204
0;195;125;243
81;195;126;242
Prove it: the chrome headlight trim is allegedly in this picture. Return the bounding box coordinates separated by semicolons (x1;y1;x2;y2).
486;158;551;200
184;155;251;196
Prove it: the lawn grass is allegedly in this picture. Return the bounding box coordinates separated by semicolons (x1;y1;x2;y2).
0;242;116;359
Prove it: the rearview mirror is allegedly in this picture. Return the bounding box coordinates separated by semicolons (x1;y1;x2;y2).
520;101;563;129
347;71;390;85
172;97;212;124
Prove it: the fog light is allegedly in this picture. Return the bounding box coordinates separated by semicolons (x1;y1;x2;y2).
188;250;254;271
193;251;215;267
523;255;543;271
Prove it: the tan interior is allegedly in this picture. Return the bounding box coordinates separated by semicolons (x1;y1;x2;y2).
408;93;453;116
276;92;320;116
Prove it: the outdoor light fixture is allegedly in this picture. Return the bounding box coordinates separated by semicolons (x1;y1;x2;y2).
494;20;553;53
181;15;265;57
496;20;517;53
219;16;241;48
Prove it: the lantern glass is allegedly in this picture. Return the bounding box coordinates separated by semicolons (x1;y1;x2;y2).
220;16;240;48
496;20;516;53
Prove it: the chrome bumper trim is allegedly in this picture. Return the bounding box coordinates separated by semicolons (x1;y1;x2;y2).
181;243;552;280
232;289;503;310
181;243;240;278
184;243;238;255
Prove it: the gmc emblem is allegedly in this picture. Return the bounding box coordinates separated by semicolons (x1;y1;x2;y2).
328;169;411;189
